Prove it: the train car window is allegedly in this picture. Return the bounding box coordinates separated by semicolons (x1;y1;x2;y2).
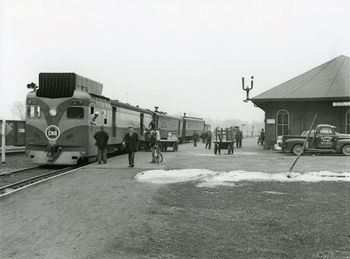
67;107;84;119
90;107;95;115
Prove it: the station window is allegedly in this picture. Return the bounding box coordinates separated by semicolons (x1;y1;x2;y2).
276;109;289;136
67;107;84;119
346;109;350;134
27;106;41;119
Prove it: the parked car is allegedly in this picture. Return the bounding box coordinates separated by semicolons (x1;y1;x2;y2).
281;124;350;156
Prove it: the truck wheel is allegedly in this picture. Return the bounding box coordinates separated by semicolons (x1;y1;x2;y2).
292;144;303;156
342;144;350;156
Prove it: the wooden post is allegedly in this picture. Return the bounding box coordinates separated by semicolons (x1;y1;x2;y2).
287;114;317;177
1;120;6;165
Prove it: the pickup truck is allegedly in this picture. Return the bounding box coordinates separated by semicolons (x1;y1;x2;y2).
281;124;350;156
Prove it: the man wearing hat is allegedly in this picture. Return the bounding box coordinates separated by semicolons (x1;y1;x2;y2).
123;125;139;167
94;126;109;164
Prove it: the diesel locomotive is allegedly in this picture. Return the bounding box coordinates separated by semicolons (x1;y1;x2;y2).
26;73;205;164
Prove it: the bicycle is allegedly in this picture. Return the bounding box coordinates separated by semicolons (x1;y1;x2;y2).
151;144;163;164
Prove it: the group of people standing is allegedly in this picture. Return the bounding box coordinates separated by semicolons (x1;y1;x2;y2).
194;130;213;149
94;123;266;167
94;125;139;167
93;120;158;167
194;127;244;149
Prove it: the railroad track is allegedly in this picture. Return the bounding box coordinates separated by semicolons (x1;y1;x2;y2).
0;151;129;197
0;165;79;197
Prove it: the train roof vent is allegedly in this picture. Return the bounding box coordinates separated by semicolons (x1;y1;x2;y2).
37;73;103;98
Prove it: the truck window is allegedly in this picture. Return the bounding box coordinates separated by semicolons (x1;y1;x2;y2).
319;127;334;135
67;107;84;119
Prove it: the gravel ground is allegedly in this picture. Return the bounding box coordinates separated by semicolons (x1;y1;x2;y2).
0;138;349;258
0;153;35;175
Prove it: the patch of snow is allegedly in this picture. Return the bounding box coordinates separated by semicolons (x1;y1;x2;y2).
194;154;218;157
135;169;350;187
197;181;236;188
262;191;285;195
234;152;259;155
194;151;259;157
135;169;214;184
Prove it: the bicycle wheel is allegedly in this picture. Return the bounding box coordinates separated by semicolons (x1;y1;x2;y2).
156;150;163;163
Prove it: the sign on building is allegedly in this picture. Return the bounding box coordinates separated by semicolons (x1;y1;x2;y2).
266;119;275;124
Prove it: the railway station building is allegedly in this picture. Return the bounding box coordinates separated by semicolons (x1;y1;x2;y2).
252;55;350;149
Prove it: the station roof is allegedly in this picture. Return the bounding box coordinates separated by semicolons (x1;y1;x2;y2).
252;55;350;102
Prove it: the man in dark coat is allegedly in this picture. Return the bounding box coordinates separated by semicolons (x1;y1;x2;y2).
260;129;265;146
123;126;139;167
206;130;212;149
235;127;243;148
193;131;199;147
238;130;243;148
201;132;206;143
94;126;109;164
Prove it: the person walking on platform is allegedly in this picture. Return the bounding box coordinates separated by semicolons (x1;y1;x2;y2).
238;130;243;148
149;130;158;163
260;129;265;146
201;132;206;143
193;131;199;147
235;128;243;148
206;130;212;149
94;126;109;164
123;126;139;167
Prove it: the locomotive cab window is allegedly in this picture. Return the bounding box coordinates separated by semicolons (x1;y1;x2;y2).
27;106;41;119
67;107;84;119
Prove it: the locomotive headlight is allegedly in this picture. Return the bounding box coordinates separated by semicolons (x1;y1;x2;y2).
49;108;57;117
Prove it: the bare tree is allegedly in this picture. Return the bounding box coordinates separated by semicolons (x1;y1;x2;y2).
11;101;26;120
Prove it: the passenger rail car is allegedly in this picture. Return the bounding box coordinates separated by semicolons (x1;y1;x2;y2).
182;116;205;142
155;113;183;140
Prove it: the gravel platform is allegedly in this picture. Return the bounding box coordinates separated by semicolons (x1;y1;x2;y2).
0;138;349;258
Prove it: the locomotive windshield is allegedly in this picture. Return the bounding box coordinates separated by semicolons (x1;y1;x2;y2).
27;106;41;119
67;107;84;119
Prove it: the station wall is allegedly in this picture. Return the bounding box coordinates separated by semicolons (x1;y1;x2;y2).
257;101;350;149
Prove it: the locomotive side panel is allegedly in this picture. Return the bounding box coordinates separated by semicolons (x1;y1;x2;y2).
87;96;115;157
116;107;142;144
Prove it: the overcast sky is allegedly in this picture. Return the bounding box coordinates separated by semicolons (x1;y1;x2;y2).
0;0;349;121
